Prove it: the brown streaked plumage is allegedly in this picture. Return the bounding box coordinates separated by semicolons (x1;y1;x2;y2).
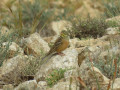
41;30;69;62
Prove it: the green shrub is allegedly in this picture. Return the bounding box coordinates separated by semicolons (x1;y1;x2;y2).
46;68;67;87
68;18;109;39
0;28;15;66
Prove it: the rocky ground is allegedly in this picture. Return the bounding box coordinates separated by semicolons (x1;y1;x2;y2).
0;0;120;90
0;16;120;90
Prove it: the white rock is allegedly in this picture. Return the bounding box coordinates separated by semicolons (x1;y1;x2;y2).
15;80;37;90
2;42;23;58
1;55;28;75
0;26;10;36
47;81;79;90
112;78;120;90
69;38;79;48
3;84;14;90
35;48;78;81
23;32;50;56
88;67;109;84
51;20;72;35
37;81;47;90
106;15;120;25
106;27;119;35
0;55;29;85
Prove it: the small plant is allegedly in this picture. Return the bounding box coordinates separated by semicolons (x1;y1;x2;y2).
93;54;120;79
0;27;16;66
68;18;110;39
103;0;120;18
46;68;67;87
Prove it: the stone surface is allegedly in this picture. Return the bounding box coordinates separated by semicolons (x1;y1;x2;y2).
88;67;109;84
51;20;72;35
112;78;120;90
0;55;28;85
106;15;120;25
106;27;119;35
35;48;78;81
14;80;37;90
2;42;24;58
75;1;102;18
37;81;47;90
3;84;14;90
23;32;50;56
0;27;10;36
47;81;79;90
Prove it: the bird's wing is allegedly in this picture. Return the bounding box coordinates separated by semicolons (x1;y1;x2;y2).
47;36;63;55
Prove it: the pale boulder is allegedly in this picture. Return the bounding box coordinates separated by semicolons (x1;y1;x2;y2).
51;20;72;35
2;42;24;58
35;48;78;81
0;55;28;85
15;80;37;90
47;81;79;90
23;32;50;56
106;27;119;35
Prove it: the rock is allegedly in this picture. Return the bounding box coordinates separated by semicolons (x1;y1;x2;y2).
78;60;110;89
50;1;65;8
37;81;47;90
69;38;79;48
106;15;120;25
0;27;10;36
0;55;28;85
112;78;120;90
35;48;78;81
64;69;78;81
51;20;72;35
75;1;102;18
43;36;54;43
15;80;37;90
88;67;109;84
87;67;109;89
23;32;50;56
3;84;14;90
106;27;119;35
2;42;24;58
47;81;79;90
75;39;97;48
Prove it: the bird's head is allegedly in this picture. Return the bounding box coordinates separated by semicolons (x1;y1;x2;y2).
60;30;69;39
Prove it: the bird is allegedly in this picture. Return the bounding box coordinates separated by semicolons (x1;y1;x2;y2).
41;30;69;63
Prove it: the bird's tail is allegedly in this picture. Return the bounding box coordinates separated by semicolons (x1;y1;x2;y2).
40;53;54;65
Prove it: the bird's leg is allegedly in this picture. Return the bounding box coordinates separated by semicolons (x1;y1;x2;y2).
57;52;65;56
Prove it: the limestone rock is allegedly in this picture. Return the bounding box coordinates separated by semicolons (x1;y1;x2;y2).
75;1;102;18
112;78;120;90
51;20;72;35
0;55;28;85
106;15;120;25
69;38;79;48
47;81;79;90
15;80;37;90
88;67;109;84
3;84;14;90
23;32;50;56
35;48;78;81
106;27;119;35
0;27;10;36
37;81;47;90
2;42;24;58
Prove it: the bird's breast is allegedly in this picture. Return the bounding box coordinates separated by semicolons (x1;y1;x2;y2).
56;39;69;53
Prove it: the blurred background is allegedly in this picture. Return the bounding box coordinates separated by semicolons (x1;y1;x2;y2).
0;0;120;38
